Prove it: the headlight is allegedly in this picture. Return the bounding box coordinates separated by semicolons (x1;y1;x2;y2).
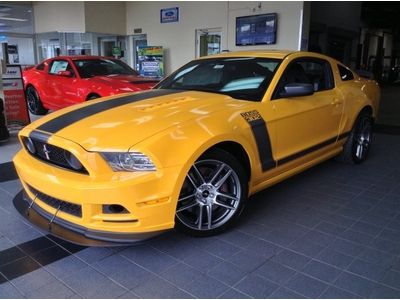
101;152;156;172
64;151;84;170
24;137;36;154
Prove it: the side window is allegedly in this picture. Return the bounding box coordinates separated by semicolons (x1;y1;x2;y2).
273;58;334;99
337;64;354;81
48;60;74;76
36;63;45;71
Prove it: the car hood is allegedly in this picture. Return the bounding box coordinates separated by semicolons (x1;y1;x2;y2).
30;89;249;151
89;74;159;85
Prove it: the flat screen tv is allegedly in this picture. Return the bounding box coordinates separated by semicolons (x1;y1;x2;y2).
236;13;277;46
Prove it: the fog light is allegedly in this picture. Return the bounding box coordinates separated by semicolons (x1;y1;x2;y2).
64;151;83;170
103;204;128;214
25;137;36;154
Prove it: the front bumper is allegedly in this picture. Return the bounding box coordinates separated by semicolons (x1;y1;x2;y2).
13;190;167;246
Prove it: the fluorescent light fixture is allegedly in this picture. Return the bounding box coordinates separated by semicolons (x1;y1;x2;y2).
0;17;28;22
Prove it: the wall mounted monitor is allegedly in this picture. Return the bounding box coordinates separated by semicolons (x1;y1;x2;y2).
236;13;277;46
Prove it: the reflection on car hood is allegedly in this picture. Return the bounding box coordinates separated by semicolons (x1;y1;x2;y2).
90;74;159;84
30;89;249;151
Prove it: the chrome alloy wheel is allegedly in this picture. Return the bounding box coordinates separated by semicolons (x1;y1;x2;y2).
176;159;242;231
354;116;372;160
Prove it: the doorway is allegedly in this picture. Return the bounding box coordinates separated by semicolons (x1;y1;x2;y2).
196;28;222;58
99;37;117;57
132;34;147;70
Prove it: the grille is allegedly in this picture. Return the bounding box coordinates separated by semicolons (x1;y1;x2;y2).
23;137;88;174
28;184;82;218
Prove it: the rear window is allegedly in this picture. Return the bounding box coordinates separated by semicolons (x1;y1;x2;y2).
338;64;354;81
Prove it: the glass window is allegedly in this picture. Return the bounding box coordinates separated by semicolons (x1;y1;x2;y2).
73;58;138;78
274;58;334;99
338;64;354;81
157;57;281;101
48;60;74;76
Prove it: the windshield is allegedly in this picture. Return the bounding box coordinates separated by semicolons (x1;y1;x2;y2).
156;57;281;101
73;59;139;78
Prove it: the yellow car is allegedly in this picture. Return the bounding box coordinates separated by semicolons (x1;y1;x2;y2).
13;50;380;245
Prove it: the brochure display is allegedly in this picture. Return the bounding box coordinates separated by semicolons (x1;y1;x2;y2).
137;46;164;78
2;65;30;129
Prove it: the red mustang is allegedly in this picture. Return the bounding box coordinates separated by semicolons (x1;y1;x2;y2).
23;56;158;115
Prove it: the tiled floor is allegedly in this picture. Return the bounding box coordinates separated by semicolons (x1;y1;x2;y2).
0;131;399;298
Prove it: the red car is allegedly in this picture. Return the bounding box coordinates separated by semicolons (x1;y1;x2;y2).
23;56;158;115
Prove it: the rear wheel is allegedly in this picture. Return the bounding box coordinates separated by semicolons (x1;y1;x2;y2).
175;148;248;236
26;86;48;115
337;111;373;164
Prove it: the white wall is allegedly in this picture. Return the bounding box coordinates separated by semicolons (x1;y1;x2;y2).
85;2;127;35
33;2;85;33
126;1;305;74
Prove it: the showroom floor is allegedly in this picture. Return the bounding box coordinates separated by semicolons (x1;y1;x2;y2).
0;128;400;298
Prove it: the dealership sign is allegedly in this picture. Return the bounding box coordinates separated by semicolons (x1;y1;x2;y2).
2;65;30;128
137;46;164;78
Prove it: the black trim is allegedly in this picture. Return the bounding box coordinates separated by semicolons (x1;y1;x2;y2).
241;111;275;171
13;189;167;246
0;162;18;182
277;131;350;166
36;89;182;134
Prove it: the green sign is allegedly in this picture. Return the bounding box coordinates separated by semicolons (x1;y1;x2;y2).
112;47;121;56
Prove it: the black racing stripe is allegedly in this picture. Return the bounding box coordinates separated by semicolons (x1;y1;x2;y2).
29;130;51;143
241;111;275;172
0;162;18;182
36;89;182;134
278;131;351;166
0;235;86;282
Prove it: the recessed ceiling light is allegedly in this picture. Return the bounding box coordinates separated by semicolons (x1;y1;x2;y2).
0;17;28;22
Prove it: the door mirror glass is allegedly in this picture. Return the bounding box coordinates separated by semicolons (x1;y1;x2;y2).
280;83;314;98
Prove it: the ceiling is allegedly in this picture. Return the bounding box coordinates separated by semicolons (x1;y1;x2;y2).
0;2;33;35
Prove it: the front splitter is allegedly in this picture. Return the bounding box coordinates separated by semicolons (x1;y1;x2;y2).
13;189;167;247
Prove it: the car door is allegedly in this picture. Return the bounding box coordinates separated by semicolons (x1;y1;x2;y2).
269;57;344;169
47;59;81;109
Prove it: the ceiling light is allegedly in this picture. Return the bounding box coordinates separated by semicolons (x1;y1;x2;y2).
0;17;28;22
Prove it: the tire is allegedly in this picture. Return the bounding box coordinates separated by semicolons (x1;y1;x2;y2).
175;148;248;237
87;94;100;100
26;86;48;115
337;111;373;164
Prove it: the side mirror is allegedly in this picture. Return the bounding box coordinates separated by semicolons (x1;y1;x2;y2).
280;83;314;98
57;70;73;77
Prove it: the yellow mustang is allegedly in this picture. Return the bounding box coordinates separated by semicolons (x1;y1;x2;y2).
13;51;380;245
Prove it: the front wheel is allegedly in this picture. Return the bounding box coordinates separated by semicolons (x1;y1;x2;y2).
26;86;48;115
337;112;373;164
175;148;248;237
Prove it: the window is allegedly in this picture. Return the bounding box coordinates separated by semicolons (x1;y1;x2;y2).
73;59;138;78
338;64;354;81
49;60;72;75
157;57;281;101
274;58;334;99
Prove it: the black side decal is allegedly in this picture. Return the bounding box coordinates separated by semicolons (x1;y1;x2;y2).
241;110;275;172
36;89;182;134
277;131;351;166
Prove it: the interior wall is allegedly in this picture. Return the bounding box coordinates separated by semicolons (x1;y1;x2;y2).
126;1;305;75
85;2;127;35
33;2;85;33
